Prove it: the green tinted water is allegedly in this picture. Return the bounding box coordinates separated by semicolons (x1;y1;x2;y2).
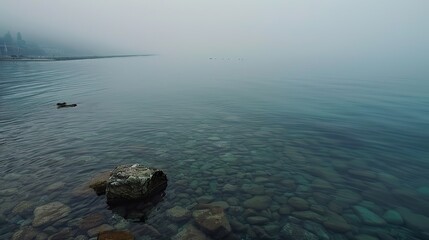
0;56;428;239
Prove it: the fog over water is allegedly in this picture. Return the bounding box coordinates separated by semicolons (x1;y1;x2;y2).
1;0;429;76
1;1;429;240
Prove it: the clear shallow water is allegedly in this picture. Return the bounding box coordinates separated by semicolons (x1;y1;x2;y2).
0;56;428;239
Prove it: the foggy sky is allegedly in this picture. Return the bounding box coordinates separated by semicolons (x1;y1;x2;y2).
1;0;428;74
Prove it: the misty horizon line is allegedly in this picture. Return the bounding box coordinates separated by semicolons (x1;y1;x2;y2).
0;30;156;57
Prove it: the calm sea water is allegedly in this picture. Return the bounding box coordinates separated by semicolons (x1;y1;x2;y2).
1;56;428;239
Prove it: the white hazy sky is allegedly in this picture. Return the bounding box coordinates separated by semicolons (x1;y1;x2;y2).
1;0;428;72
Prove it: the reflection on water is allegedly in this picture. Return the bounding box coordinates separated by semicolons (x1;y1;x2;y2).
109;191;166;223
0;57;428;239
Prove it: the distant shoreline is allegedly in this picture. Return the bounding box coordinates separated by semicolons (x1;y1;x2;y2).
0;54;154;62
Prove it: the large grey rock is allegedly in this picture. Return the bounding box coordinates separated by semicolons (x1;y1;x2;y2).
106;164;167;204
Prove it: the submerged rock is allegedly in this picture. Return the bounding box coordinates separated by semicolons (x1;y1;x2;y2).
88;171;111;195
304;166;343;183
46;182;65;191
79;213;106;231
279;206;292;215
311;178;335;191
106;164;167;204
288;197;310;210
12;226;39;240
209;201;230;210
166;206;191;222
304;222;330;240
48;227;73;240
335;189;362;205
241;183;265;195
247;216;270;225
197;195;214;204
417;186;429;197
348;169;377;180
230;218;248;232
223;183;237;192
353;206;386;226
173;224;210;240
0;188;18;196
243;196;272;210
12;201;33;215
98;230;134;240
253;225;272;239
391;188;429;216
292;211;324;223
323;212;351;233
132;224;161;238
281;223;319;240
382;210;403;225
396;207;429;231
32;202;71;227
193;206;231;238
354;234;379;240
87;224;114;237
264;224;281;236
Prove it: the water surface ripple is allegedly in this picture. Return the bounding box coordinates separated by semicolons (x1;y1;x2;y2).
0;57;428;239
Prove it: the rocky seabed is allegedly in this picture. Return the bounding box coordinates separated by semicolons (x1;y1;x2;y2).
1;124;429;239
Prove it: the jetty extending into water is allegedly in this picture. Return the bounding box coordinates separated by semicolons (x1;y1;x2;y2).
0;54;153;62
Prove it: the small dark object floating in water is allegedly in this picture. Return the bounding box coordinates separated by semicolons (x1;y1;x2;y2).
56;102;77;108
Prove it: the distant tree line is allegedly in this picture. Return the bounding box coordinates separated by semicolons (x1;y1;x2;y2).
0;31;45;56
